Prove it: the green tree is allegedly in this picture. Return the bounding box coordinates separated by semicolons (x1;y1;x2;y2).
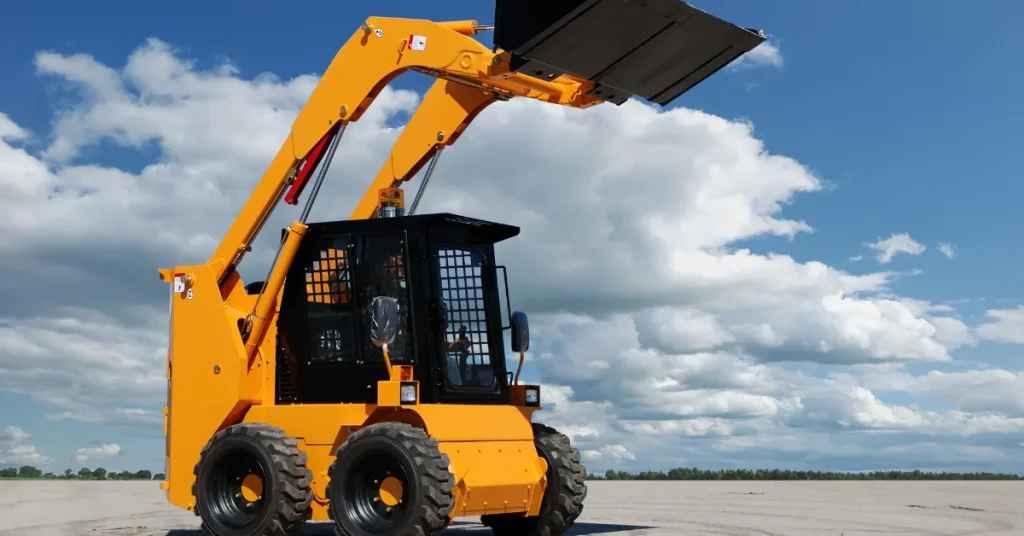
17;465;42;478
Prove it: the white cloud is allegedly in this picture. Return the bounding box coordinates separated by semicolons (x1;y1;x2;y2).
866;232;926;264
74;443;121;464
938;242;956;259
729;40;784;70
0;114;29;141
0;426;52;465
582;445;636;462
976;307;1024;344
0;312;168;415
46;407;162;425
0;426;31;442
0;38;1020;473
857;369;1024;418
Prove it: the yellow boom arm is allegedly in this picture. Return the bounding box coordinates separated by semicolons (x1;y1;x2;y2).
208;18;603;286
191;3;764;355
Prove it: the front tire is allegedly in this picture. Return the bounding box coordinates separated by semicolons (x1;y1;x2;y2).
192;423;313;536
480;423;587;536
327;422;455;536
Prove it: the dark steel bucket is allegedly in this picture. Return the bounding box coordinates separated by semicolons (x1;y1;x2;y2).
493;0;766;106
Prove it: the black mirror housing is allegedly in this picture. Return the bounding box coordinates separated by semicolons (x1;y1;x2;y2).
510;311;530;353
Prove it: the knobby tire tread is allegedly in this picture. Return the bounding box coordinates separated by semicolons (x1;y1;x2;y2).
193;423;313;536
327;422;455;536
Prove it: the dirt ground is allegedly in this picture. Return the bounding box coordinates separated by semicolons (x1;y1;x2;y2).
0;480;1021;535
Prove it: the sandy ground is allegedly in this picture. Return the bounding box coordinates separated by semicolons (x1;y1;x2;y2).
0;480;1021;535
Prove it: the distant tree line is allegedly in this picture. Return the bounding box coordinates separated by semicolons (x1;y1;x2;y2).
7;464;1021;482
0;466;164;481
589;468;1024;481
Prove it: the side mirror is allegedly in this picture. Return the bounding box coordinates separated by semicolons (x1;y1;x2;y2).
368;296;400;347
510;311;530;353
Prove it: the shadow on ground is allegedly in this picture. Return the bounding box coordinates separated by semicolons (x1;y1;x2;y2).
167;521;652;535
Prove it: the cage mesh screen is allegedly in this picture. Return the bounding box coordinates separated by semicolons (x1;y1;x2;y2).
438;247;493;388
303;236;358;363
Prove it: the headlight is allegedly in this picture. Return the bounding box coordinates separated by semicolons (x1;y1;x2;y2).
525;387;540;406
400;383;417;404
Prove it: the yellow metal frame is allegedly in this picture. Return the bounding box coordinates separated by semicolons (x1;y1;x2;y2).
156;16;606;524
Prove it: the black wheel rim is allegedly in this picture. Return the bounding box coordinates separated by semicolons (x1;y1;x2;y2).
206;448;269;529
341;450;411;533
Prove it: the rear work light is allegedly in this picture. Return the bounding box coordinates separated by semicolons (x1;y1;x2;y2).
525;386;540;406
400;382;417;404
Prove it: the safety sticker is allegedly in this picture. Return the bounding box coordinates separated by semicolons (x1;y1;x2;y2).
173;273;185;293
409;34;426;51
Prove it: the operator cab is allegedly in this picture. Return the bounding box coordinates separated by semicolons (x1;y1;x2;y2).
273;212;527;406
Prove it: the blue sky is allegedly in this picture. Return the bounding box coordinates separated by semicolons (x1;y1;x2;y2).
1;0;1023;475
3;0;1020;299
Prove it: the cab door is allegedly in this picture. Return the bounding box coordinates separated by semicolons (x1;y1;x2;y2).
426;231;509;405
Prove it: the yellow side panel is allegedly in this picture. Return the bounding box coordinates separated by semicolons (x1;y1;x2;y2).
415;404;535;441
245;403;536;445
164;264;253;511
440;439;547;518
244;404;374;446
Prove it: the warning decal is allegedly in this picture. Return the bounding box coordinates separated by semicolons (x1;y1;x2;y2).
173;273;185;293
409;34;427;51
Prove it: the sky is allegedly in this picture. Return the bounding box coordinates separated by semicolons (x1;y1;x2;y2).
0;0;1023;476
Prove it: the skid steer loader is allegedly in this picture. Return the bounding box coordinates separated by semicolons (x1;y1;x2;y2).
156;1;764;534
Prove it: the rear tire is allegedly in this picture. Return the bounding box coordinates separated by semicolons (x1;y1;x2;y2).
327;422;455;536
480;423;587;536
192;423;313;536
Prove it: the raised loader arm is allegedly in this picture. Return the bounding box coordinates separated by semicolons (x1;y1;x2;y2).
207;2;766;288
207;18;603;287
347;77;499;220
186;1;764;359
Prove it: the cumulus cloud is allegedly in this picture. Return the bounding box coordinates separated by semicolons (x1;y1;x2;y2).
0;426;30;443
857;369;1024;418
729;40;784;70
866;232;926;264
0;426;52;465
74;443;121;464
0;37;1020;472
582;445;636;462
976;307;1024;344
